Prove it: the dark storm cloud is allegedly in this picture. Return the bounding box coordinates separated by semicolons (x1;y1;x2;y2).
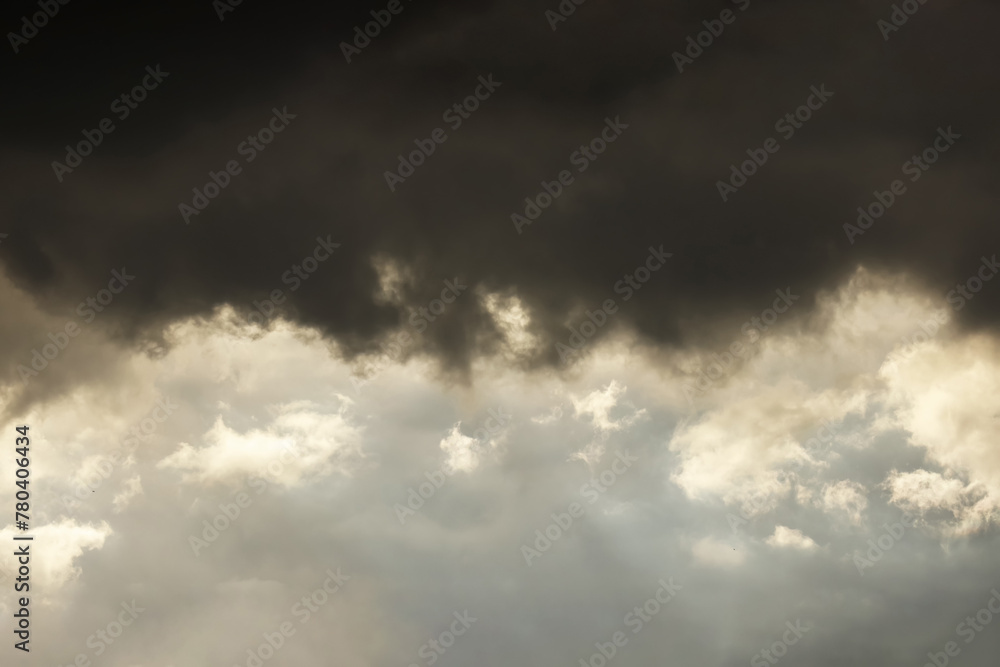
2;0;999;392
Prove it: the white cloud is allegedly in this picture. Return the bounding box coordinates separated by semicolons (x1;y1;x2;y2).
668;268;954;509
439;424;481;474
571;380;644;433
157;400;361;487
883;469;995;535
0;520;111;603
766;526;819;551
480;292;539;358
879;333;1000;531
819;480;869;527
113;475;143;513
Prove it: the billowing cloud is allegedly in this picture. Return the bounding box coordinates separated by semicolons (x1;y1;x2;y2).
766;526;820;551
3;1;1000;664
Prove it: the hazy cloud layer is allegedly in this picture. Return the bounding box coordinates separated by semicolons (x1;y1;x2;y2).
0;272;998;665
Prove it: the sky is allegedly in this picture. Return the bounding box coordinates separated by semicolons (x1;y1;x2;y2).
1;0;999;665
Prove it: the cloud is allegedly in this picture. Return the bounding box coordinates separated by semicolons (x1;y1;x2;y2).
2;1;1000;663
113;475;143;513
4;0;1000;408
0;519;111;604
157;401;361;487
1;277;998;665
691;536;745;568
439;423;482;474
819;480;869;527
884;469;995;536
879;332;1000;528
766;526;819;551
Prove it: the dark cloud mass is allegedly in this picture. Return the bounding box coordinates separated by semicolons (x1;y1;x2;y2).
1;0;999;376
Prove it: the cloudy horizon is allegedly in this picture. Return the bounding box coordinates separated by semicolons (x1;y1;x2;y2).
2;0;999;666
